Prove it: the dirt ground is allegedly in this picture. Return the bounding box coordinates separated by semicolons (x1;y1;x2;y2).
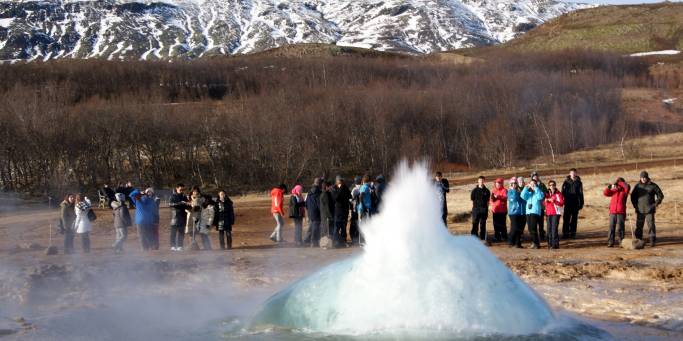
0;165;682;340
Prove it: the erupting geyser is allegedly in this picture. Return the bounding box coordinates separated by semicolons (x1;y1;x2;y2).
251;162;554;336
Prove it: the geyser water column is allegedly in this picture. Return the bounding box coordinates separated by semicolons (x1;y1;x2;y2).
251;162;554;336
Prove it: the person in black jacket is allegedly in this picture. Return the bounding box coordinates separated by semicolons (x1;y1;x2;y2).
289;185;306;247
319;180;335;239
214;190;235;250
561;168;584;239
304;178;322;247
435;172;450;226
169;184;190;251
332;176;352;247
470;176;491;240
631;171;664;247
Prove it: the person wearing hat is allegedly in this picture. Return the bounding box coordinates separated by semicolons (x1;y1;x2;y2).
562;168;584;239
130;187;159;251
332;176;352;247
630;171;664;247
489;178;508;242
470;176;491;241
531;171;548;240
435;172;450;226
507;177;526;248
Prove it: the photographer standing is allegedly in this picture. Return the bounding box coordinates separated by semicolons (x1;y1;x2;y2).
631;171;664;247
603;177;630;247
562;168;584;239
470;176;490;241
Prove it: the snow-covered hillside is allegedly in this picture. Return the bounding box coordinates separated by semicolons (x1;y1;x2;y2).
0;0;591;61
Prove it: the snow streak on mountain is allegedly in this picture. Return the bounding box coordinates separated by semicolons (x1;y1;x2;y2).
0;0;590;61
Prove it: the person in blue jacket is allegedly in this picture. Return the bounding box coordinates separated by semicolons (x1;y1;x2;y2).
521;180;546;249
130;187;158;251
507;177;526;248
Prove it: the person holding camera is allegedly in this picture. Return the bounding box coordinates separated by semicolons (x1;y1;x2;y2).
470;176;491;241
630;171;664;247
603;177;630;247
521;180;545;249
507;177;526;248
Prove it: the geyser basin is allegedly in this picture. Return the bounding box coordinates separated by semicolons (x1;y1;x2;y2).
251;163;554;336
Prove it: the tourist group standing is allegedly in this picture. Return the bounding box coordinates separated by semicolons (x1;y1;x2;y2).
56;167;664;254
462;169;664;249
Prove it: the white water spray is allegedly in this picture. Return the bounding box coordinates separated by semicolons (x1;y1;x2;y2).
252;162;554;336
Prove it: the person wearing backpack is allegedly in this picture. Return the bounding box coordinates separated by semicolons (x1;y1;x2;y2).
73;194;94;253
112;193;132;253
60;194;77;254
289;185;306;246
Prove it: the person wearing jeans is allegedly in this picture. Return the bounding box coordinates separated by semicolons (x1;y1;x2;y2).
521;180;545;249
112;193;132;253
507;177;526;248
289;185;306;246
270;184;287;243
544;180;564;249
214;190;235;250
562;168;584;239
169;184;189;251
604;177;630;247
631;171;664;247
73;194;93;253
470;176;490;241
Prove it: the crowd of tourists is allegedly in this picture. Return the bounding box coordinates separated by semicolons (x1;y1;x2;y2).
58;184;234;253
463;169;664;249
56;168;663;254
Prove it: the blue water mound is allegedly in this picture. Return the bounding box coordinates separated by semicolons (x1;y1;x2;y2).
251;163;555;337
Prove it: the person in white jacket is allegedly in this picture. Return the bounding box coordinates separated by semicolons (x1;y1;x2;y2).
73;194;93;253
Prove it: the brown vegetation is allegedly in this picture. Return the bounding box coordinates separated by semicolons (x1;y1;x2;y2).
0;50;678;196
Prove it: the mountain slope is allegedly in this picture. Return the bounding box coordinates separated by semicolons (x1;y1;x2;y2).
0;0;588;61
501;2;683;54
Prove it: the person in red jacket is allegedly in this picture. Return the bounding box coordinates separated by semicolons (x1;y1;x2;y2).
544;180;565;249
270;184;287;243
489;178;508;242
604;177;630;247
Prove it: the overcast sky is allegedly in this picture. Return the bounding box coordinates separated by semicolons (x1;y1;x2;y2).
568;0;683;4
